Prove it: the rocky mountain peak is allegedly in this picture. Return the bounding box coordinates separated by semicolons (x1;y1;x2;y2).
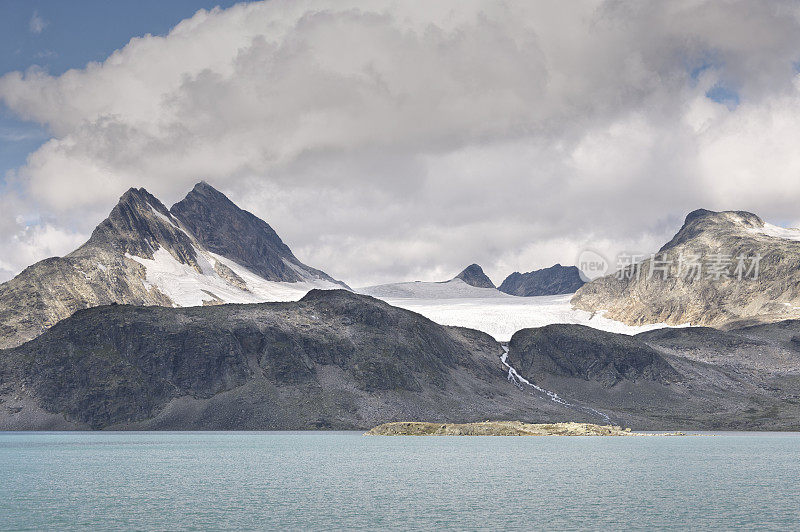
171;182;346;286
74;186;197;265
453;264;495;288
683;208;764;227
573;206;800;328
113;187;170;221
182;180;231;207
660;209;765;253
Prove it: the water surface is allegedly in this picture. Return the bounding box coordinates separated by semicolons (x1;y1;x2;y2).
2;431;799;530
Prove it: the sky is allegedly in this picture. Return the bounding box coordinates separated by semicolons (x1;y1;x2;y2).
2;1;800;286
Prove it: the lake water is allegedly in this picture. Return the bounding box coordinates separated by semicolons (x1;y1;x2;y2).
2;431;799;530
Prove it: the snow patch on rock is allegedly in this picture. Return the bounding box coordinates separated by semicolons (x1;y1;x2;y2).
750;222;800;242
147;204;181;230
126;246;340;307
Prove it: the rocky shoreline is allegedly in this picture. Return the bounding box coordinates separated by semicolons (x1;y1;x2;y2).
365;421;686;436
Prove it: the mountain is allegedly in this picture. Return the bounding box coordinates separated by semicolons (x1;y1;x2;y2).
0;183;345;349
509;324;681;387
171;182;343;285
572;209;800;328
0;290;577;430
499;264;585;296
506;321;800;430
453;264;495;288
3;290;800;430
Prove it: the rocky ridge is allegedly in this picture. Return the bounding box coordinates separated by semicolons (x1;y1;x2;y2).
499;264;585;296
572;209;800;328
506;319;800;430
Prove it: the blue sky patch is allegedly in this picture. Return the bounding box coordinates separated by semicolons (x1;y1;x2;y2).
705;84;740;109
0;0;243;185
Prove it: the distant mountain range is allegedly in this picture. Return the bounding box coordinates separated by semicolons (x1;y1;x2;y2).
0;182;345;348
573;209;800;328
358;263;582;300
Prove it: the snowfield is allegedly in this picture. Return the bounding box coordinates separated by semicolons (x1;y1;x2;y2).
750;222;800;242
126;247;340;307
126;250;679;339
359;279;507;299
359;278;680;341
372;294;677;341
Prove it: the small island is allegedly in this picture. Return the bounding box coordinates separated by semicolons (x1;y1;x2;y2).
365;421;685;436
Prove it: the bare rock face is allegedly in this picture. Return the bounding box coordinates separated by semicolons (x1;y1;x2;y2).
453;264;495;288
499;264;585;296
0;183;346;349
81;188;199;266
571;209;800;327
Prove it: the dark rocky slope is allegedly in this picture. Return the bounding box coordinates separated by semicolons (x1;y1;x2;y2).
499;264;585;296
0;290;575;430
509;324;681;387
506;322;800;430
4;290;800;431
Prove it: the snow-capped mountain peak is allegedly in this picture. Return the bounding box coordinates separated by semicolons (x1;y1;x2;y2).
0;182;346;348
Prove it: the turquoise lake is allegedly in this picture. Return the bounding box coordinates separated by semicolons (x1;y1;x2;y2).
2;431;799;530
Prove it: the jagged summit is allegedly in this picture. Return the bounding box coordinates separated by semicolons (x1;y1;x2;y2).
453;264;495;288
72;186;197;267
499;264;585;296
171;182;345;286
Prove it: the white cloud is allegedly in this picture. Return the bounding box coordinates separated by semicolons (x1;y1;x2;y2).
29;11;48;34
2;0;800;286
0;192;86;282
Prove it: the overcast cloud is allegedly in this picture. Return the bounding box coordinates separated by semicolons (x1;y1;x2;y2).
2;0;800;285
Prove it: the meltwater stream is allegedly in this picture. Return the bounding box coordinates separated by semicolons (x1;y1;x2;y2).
500;345;611;423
